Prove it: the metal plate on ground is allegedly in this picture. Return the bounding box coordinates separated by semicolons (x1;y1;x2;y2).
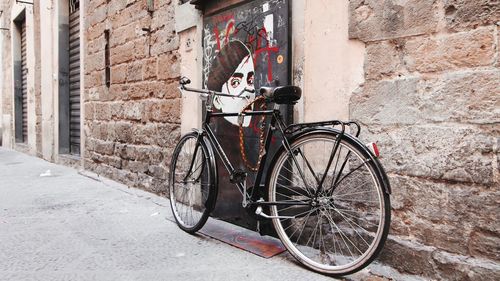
200;220;286;258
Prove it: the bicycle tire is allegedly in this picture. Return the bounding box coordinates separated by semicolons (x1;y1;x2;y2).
169;132;216;233
267;129;391;276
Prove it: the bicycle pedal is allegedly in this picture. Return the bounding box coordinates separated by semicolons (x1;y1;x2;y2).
230;170;247;184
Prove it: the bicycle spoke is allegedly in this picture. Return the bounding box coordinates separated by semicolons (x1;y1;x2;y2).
185;161;203;180
281;206;320;238
333;160;371;191
277;204;299;213
332;209;379;228
305;216;322;248
276;191;303;201
286;147;315;193
333;188;374;199
332;207;374;216
335;198;379;204
292;211;313;245
276;180;310;198
279;165;313;196
331;207;371;248
332;173;371;197
296;148;321;186
323;209;362;256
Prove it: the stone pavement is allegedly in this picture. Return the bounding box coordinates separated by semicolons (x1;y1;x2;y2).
0;148;410;281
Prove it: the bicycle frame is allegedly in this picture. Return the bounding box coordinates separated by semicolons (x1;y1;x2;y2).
180;84;358;209
206;107;307;205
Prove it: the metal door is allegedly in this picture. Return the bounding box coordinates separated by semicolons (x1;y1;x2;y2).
202;0;291;232
68;2;80;155
21;21;27;143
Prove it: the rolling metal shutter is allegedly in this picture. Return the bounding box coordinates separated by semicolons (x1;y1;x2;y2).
21;21;27;143
68;7;80;155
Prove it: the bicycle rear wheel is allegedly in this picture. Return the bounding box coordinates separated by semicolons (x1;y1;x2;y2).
169;132;215;233
267;130;390;276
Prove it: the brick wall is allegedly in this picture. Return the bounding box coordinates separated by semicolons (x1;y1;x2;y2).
84;0;181;194
349;0;499;279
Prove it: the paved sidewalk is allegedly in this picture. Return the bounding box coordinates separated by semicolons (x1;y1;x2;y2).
0;148;397;281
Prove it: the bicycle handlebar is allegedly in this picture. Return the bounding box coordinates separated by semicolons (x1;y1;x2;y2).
179;76;255;99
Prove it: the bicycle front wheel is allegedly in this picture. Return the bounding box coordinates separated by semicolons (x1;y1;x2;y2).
169;132;215;233
267;131;390;276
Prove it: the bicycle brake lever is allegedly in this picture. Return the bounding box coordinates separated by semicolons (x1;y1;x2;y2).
237;88;255;97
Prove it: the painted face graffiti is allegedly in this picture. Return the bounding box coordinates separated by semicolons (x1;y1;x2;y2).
213;55;256;127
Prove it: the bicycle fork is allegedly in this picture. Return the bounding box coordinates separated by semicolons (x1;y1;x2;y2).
182;133;203;183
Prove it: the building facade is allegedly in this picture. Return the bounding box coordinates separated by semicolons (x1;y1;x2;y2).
0;0;498;279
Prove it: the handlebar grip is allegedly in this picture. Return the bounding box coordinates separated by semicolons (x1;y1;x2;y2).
180;77;191;85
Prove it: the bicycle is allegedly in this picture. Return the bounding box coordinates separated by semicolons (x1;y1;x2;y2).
169;77;391;276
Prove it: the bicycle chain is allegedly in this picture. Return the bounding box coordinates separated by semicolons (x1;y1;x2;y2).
238;96;267;172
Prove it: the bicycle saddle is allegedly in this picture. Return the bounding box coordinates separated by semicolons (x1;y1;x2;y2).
260;86;302;104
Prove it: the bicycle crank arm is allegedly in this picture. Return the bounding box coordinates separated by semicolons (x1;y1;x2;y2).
255;206;295;219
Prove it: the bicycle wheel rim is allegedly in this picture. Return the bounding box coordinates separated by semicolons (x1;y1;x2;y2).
169;134;211;232
268;133;389;275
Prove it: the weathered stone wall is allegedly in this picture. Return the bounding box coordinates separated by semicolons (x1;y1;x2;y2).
33;1;42;157
84;0;181;194
349;0;499;279
0;0;13;146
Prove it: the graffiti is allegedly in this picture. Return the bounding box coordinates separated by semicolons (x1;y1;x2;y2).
234;13;265;37
202;25;217;89
203;0;287;86
208;41;256;127
210;22;279;82
213;19;236;50
277;15;286;28
252;27;279;82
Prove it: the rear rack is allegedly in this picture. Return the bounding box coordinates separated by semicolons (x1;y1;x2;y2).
284;120;361;137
